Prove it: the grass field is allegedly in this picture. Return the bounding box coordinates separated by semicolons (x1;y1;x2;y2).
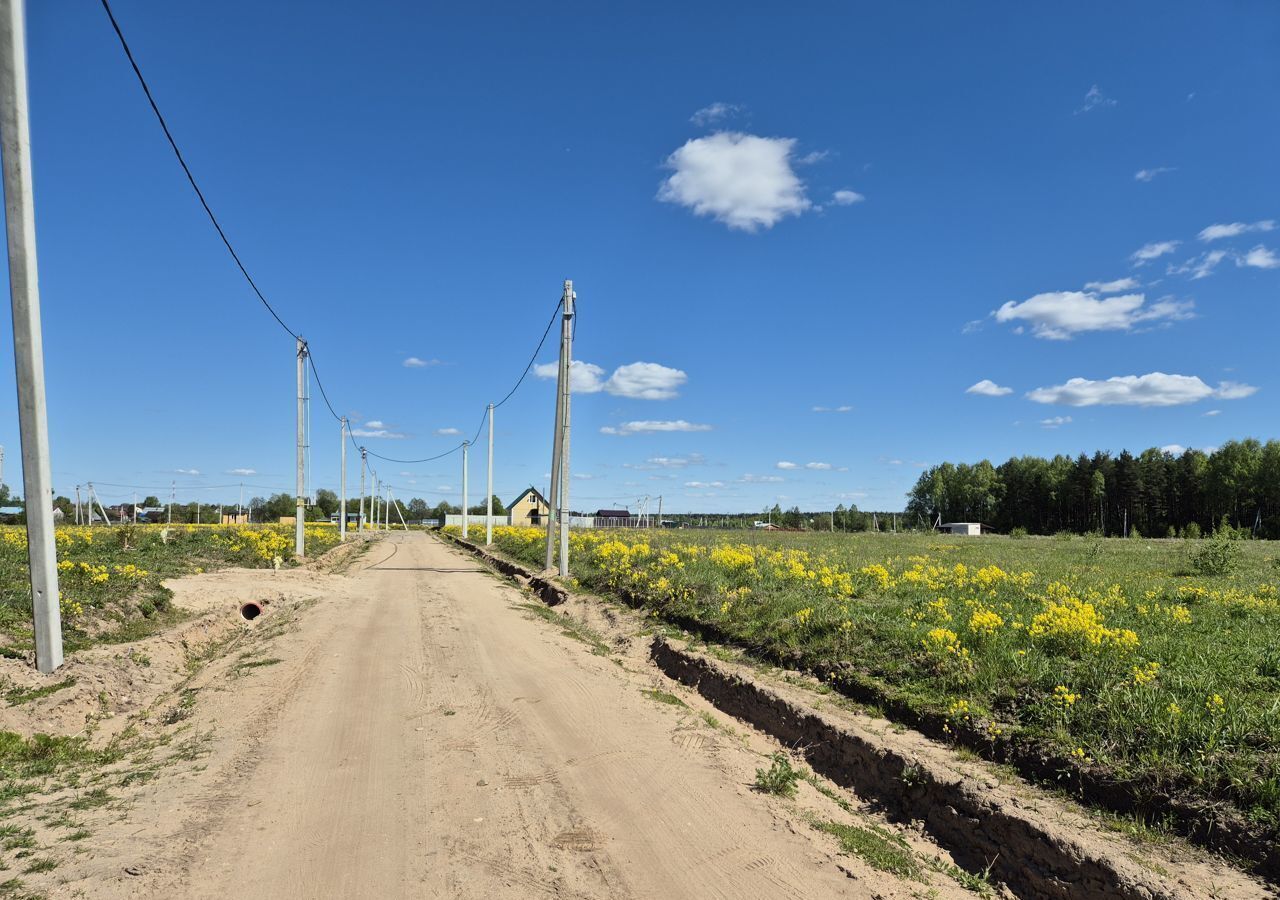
0;523;343;653
449;524;1280;847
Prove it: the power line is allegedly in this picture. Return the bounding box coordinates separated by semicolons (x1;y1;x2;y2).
494;297;562;409
99;0;300;342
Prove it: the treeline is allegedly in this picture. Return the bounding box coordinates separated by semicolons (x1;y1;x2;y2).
906;438;1280;538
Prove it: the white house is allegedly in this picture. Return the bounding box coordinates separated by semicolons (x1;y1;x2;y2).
939;522;982;536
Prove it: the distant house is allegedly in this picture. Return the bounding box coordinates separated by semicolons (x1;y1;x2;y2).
753;521;781;530
594;509;631;519
508;487;550;527
0;506;22;524
939;522;984;536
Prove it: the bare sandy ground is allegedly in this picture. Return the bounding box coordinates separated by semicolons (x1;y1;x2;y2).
23;531;993;899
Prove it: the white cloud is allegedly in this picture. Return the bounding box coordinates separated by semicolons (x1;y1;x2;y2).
573;473;594;480
1027;372;1258;407
1203;409;1221;417
1169;250;1227;280
812;404;853;412
994;291;1192;339
533;360;607;393
227;468;256;476
1075;84;1117;114
403;357;444;368
775;461;799;470
797;150;831;165
1238;245;1280;269
603;362;687;400
434;427;462;436
600;420;713;436
831;189;865;206
684;481;726;489
1198;220;1275;242
365;420;386;429
1161;444;1187;455
1084;277;1139;293
690;102;743;126
805;462;833;470
658;132;811;232
352;428;408;439
535;360;686;398
966;379;1013;397
1130;241;1180;264
739;474;785;483
174;468;201;476
1040;416;1072;429
1134;167;1176;182
623;454;706;470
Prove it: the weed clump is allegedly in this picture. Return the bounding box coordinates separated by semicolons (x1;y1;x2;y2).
754;752;801;798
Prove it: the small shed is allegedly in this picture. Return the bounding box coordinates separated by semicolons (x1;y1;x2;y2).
939;522;982;536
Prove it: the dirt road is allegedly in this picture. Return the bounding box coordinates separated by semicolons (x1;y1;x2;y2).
42;530;978;899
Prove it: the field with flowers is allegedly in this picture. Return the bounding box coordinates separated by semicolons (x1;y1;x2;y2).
447;524;1280;851
0;523;342;653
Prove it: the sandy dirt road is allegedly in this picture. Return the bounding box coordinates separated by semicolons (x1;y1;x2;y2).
67;532;977;899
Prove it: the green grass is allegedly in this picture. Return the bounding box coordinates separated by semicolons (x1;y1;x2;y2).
1;680;75;707
810;818;922;879
640;688;687;707
461;525;1280;842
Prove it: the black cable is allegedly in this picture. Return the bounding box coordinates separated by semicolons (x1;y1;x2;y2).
99;0;300;342
493;297;562;409
308;353;343;423
365;444;464;465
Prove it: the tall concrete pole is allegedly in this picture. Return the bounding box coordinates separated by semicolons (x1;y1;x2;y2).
544;280;573;572
339;417;347;540
359;447;366;531
371;474;378;531
485;404;494;545
461;441;470;539
0;0;61;673
557;285;575;577
295;337;307;557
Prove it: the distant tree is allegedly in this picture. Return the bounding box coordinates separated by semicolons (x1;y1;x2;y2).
468;495;506;515
143;495;161;508
314;489;339;518
406;498;429;521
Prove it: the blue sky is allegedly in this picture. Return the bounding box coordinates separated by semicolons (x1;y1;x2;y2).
1;1;1277;513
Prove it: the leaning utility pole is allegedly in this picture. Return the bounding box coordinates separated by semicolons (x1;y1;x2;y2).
461;441;470;539
295;337;307;558
1;0;61;672
543;280;574;576
339;417;347;540
485;404;494;545
359;447;367;531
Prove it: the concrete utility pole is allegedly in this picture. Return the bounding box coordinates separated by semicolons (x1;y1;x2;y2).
657;495;663;530
544;280;574;574
0;0;61;670
295;337;307;558
485;404;494;545
1;0;62;670
339;417;347;540
359;447;366;531
74;484;81;525
372;474;379;531
557;285;574;577
461;441;470;539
